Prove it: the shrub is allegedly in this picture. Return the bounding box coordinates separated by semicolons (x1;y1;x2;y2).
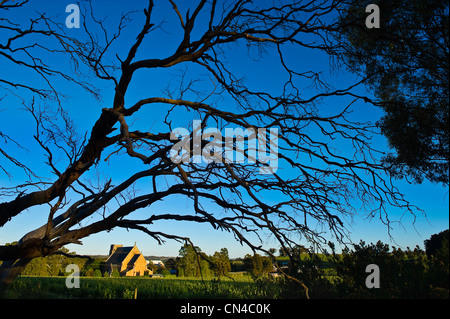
331;240;441;298
93;269;103;277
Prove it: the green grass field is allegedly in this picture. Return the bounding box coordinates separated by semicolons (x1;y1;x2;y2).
5;275;283;299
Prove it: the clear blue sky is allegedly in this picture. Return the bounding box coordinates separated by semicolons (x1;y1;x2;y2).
0;0;448;259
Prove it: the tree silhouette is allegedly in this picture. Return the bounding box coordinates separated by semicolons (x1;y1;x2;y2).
337;0;449;184
0;0;419;294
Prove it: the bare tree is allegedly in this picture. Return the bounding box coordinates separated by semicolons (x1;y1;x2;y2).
0;0;418;295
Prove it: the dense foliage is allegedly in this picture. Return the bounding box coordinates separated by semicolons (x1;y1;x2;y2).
243;254;273;281
279;238;449;298
337;0;449;184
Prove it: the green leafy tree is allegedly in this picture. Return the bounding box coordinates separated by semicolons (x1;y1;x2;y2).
164;258;177;274
20;247;87;277
212;248;231;280
177;244;212;278
282;252;333;299
337;0;449;184
20;258;48;277
425;229;449;260
147;261;158;274
279;245;308;257
425;230;449;291
243;253;273;280
81;258;104;277
331;240;439;298
93;269;103;277
111;268;121;277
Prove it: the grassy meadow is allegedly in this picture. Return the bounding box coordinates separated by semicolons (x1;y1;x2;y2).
5;275;283;299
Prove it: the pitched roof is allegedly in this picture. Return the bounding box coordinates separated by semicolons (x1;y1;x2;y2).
106;246;134;265
127;254;140;266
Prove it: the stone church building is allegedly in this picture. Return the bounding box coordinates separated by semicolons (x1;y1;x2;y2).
105;244;151;276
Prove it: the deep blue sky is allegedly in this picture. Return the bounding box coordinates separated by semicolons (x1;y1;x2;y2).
0;0;448;258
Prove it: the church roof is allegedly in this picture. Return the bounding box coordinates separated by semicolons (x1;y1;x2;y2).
127;254;140;265
106;246;134;265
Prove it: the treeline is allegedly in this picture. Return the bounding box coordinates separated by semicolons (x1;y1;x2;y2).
4;246;93;277
173;245;230;279
171;245;273;280
173;230;449;298
0;243;272;279
280;230;449;298
0;245;113;277
2;244;274;280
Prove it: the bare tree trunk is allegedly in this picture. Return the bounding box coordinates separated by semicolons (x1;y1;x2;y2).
0;258;32;297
